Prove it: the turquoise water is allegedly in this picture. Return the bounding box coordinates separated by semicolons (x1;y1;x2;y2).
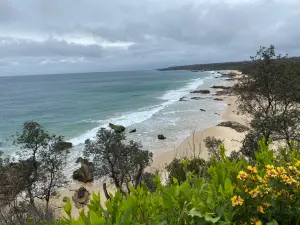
0;70;215;148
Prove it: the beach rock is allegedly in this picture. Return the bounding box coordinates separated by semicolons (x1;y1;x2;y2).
200;109;206;112
84;139;91;145
191;97;202;100
211;85;231;89
72;160;94;183
55;141;72;150
157;134;166;140
213;98;224;101
217;121;249;133
190;90;210;94
72;187;90;208
179;97;187;101
75;157;83;163
129;129;137;133
109;123;125;133
215;90;229;96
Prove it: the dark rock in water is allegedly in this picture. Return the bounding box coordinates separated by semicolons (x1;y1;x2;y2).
217;121;249;133
179;97;187;101
75;157;83;163
200;109;206;112
84;139;91;145
109;123;125;133
211;85;231;89
191;97;202;100
213;98;224;101
157;134;166;140
129;129;137;133
190;90;210;94
72;159;94;183
55;141;72;150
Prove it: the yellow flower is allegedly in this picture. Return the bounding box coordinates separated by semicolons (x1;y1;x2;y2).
295;160;300;167
265;165;274;169
249;187;261;198
251;218;262;225
266;168;278;178
257;206;265;214
247;165;258;174
237;171;249;181
231;195;244;206
276;167;287;175
256;175;263;182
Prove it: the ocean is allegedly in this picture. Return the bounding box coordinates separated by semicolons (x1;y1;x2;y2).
0;70;228;171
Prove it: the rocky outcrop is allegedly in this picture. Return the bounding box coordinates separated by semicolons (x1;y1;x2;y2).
109;123;125;133
157;134;166;140
75;157;83;163
213;98;224;101
191;97;202;100
72;159;94;183
179;97;187;101
217;121;249;133
129;129;137;133
215;90;230;96
200;109;206;112
55;141;73;150
72;187;90;208
211;85;231;89
190;90;210;94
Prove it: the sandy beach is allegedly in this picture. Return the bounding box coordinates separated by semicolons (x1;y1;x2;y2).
53;70;250;218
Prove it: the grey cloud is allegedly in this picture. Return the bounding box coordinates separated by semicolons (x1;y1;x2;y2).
0;0;300;75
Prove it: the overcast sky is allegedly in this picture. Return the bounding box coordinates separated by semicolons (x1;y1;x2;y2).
1;0;300;76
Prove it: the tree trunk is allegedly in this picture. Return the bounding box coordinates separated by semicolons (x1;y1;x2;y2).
103;183;111;200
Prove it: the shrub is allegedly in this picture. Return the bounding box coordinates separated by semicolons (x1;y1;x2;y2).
57;141;300;225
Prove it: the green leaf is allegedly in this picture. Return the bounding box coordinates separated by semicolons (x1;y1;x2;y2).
224;178;233;197
189;208;204;218
172;177;178;185
90;210;105;225
204;214;221;224
267;220;278;225
63;198;72;218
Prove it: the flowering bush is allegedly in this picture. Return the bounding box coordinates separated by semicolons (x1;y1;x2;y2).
56;140;300;225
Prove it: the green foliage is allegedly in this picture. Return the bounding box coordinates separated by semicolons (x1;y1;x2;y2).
204;136;223;160
84;128;153;194
166;157;209;184
235;45;300;150
56;140;300;225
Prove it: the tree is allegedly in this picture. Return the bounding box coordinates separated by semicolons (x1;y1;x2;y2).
234;45;300;148
165;158;209;184
204;136;223;160
35;136;69;218
13;122;52;204
84;128;153;195
12;121;70;219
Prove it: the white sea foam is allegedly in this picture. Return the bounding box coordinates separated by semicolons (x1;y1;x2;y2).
68;74;212;146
